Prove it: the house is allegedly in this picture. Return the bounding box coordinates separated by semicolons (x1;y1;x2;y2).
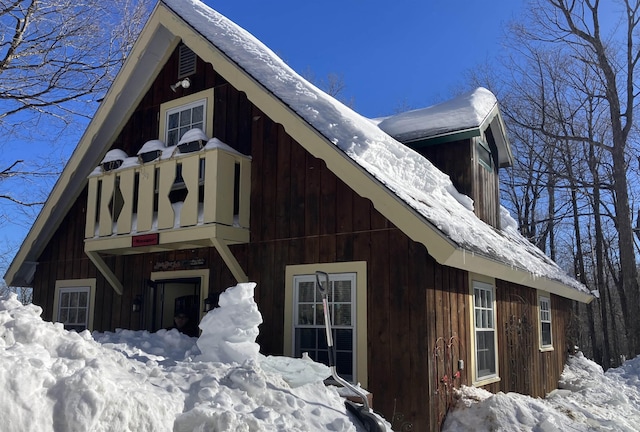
4;0;594;429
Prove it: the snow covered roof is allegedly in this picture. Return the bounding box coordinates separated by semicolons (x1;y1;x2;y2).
4;0;592;303
159;0;588;300
376;87;513;167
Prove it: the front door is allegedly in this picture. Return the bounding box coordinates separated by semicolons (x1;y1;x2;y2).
144;277;201;332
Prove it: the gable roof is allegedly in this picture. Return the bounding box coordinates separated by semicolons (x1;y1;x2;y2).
376;87;513;167
4;0;593;303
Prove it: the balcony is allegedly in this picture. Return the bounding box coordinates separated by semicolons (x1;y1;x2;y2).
84;141;251;256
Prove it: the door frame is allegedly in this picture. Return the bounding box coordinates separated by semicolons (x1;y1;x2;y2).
149;269;210;328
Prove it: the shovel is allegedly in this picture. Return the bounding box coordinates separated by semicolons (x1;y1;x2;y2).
316;271;386;432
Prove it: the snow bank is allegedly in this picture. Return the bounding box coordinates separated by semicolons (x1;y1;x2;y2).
0;287;391;431
443;352;640;431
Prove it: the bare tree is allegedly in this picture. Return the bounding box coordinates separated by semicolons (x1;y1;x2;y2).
464;0;640;363
517;0;640;354
0;0;152;205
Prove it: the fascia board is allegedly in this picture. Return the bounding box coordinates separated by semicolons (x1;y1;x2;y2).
444;249;593;303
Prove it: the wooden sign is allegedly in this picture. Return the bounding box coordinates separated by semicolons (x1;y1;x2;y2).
132;233;159;247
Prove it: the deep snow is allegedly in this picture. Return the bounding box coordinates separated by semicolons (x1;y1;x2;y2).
0;284;390;431
2;283;640;431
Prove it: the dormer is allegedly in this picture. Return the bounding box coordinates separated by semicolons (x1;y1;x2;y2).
377;87;512;229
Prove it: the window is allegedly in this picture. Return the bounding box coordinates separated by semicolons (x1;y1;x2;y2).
472;280;498;382
284;262;368;387
476;139;493;171
294;273;355;381
159;88;214;147
165;100;205;147
539;295;553;349
53;279;96;332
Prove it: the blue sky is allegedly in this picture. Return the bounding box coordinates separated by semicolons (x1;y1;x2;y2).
208;0;524;118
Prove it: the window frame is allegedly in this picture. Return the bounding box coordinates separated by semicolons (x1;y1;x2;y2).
538;293;554;351
284;262;368;388
469;277;500;385
476;138;494;172
53;279;97;332
159;88;214;147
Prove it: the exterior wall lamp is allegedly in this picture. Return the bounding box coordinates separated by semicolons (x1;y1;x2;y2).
203;292;219;312
170;77;191;92
132;295;143;313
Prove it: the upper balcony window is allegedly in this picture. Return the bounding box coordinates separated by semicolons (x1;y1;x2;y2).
160;88;214;147
167;100;205;146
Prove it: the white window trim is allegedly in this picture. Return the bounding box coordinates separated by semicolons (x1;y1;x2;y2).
469;275;500;386
159;88;214;144
284;261;368;388
53;279;97;332
538;292;554;352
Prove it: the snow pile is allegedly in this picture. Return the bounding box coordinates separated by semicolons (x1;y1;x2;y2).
443;352;640;431
195;282;262;363
0;287;391;431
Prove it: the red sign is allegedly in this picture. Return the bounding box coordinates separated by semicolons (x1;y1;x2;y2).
132;233;159;247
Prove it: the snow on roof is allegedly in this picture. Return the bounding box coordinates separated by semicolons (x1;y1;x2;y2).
161;0;588;295
376;87;498;142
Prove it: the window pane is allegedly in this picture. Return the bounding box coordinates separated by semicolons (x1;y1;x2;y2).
315;305;325;326
316;349;329;365
77;309;87;325
179;109;192;126
476;330;496;377
70;292;79;307
297;328;317;351
334;329;352;351
59;309;68;323
193;105;203;123
168;130;179;146
542;323;552;346
333;304;351;326
333;281;351;302
61;292;70;307
298;304;314;325
336;351;353;381
298;282;315;302
78;292;88;307
68;309;77;324
168;112;179;129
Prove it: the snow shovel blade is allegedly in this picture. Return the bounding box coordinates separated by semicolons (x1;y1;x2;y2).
345;400;387;432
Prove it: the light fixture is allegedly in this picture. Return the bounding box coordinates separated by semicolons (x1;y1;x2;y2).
132;295;143;313
170;77;191;92
203;292;219;312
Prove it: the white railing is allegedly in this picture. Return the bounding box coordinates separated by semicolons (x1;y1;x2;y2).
85;146;251;240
